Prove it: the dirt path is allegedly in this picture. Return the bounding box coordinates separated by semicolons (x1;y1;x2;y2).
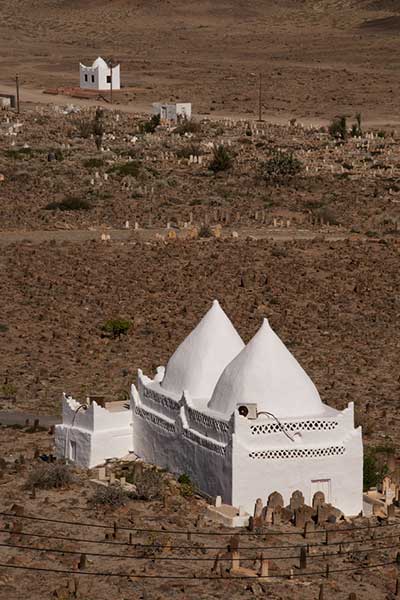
0;227;362;245
0;411;59;427
2;82;400;128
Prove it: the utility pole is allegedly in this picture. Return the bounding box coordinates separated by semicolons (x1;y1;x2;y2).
258;72;263;122
15;74;20;114
109;62;113;104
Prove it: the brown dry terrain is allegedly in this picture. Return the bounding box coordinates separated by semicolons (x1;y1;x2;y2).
1;0;400;123
0;107;400;233
1;2;400;598
1;237;399;450
1;425;400;600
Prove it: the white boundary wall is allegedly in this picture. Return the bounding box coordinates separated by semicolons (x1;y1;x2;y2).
55;394;132;468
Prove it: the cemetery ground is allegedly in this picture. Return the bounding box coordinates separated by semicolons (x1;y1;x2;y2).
1;425;400;600
1;2;400;591
0;106;400;234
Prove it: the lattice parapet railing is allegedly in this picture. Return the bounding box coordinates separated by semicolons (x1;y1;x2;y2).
186;406;230;443
183;428;226;456
250;419;339;435
139;382;180;416
249;446;345;460
134;406;176;433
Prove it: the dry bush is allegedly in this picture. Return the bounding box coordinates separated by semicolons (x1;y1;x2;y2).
89;484;130;507
174;120;202;136
209;144;233;173
126;465;166;500
26;463;75;490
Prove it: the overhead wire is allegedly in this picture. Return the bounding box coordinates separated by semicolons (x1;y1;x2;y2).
1;511;398;537
0;558;396;579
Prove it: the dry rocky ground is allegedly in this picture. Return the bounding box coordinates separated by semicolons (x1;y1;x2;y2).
2;1;400;124
1;1;400;597
1;426;399;600
0;107;399;233
0;237;399;453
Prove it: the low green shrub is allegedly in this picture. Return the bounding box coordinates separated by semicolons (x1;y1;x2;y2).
138;114;160;134
107;161;141;177
83;158;104;169
126;465;166;500
199;224;213;238
174;120;202;135
328;116;347;140
101;319;132;339
5;147;35;159
175;143;202;159
89;484;131;507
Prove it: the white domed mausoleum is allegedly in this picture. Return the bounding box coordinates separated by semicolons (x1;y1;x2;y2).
56;300;363;516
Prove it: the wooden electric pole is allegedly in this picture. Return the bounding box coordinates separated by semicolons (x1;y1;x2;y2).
258;72;263;122
109;63;113;104
15;74;20;114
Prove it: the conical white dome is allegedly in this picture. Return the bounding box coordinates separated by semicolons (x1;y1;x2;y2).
161;300;244;400
208;318;324;418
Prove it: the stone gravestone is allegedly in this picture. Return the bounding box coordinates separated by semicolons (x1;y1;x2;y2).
267;491;284;509
253;498;263;525
295;505;314;528
290;490;305;512
312;491;325;512
272;505;282;525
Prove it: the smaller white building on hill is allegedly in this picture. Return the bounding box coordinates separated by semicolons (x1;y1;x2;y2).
152;102;192;123
79;57;120;91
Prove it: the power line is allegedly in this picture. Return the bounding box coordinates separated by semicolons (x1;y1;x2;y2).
1;537;398;563
2;523;399;552
1;511;397;537
0;559;396;579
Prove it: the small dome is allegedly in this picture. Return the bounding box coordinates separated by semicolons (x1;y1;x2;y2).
208;318;324;418
161;300;244;400
92;56;108;68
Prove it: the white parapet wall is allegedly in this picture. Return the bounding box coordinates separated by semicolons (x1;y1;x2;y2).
55;394;133;468
231;403;363;516
131;373;233;503
131;373;363;516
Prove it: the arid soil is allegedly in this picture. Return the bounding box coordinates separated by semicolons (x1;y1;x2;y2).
1;3;400;598
0;425;399;600
2;1;400;123
1;107;400;233
0;237;399;453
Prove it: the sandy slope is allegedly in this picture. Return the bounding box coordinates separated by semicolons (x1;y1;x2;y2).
1;0;400;121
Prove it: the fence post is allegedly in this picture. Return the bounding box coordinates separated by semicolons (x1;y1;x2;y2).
300;546;307;570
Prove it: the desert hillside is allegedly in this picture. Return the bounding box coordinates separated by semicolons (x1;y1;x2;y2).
1;0;400;120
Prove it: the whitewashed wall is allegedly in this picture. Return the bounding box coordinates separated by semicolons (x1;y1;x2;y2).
232;404;363;515
132;375;233;502
55;395;132;468
80;62;120;91
132;372;363;516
